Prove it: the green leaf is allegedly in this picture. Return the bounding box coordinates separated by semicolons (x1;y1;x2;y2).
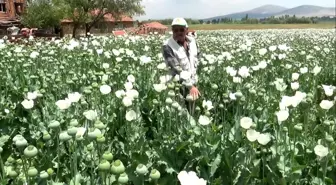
210;154;221;177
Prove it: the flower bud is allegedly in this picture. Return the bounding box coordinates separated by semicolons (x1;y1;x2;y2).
111;160;125;174
47;168;54;175
40;171;49;179
136;164;148;175
118;173;129;184
48;120;60;129
8;170;18;178
103;152;113;161
152;99;159;105
98;160;111;171
28;167;38;177
24;145;38;158
211;84;218;90
150;169;161;180
294;124;303;131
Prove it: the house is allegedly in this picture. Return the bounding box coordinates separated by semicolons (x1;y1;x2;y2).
0;0;25;34
60;10;138;35
135;22;168;34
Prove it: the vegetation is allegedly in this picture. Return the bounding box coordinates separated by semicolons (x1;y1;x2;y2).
21;0;145;37
0;29;335;185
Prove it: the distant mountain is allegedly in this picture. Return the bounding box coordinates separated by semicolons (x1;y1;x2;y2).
203;4;335;20
274;5;335;17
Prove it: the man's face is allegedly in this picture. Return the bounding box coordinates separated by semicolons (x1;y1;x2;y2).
172;25;187;42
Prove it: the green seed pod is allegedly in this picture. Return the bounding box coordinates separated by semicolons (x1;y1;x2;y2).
87;143;94;151
16;159;23;165
91;82;99;88
94;120;106;129
59;132;72;141
70;119;79;126
0;147;2;153
88;128;102;139
7;156;15;163
48;120;60;129
47;168;54;175
219;104;224;108
28;167;38;177
103;152;113;161
15;138;28;147
98;160;111;171
150;169;161;180
168;90;175;97
97;135;106;143
67;127;78;136
24;145;38;158
283;127;288;132
118;173;129;184
172;102;179;109
152;99;159;105
294;124;303;131
326;135;334;143
186;95;194;102
323;120;331;126
211;84;218;90
111;160;125;174
205;111;211;117
136;164;148;175
40;171;49;179
165;98;173;105
43;133;51;141
8;170;18;178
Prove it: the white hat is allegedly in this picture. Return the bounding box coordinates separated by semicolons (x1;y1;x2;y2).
171;18;188;28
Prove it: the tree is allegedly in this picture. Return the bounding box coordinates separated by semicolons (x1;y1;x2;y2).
21;0;64;29
55;0;145;38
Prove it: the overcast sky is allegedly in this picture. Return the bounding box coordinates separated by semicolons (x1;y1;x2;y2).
135;0;335;20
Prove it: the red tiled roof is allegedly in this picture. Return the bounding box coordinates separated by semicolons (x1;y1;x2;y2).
141;22;168;29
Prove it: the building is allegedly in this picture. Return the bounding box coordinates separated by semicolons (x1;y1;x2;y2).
61;10;137;35
0;0;25;34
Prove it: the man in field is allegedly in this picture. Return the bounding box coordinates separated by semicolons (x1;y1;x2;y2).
162;18;201;113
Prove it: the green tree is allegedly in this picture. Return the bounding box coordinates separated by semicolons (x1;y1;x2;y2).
21;0;63;29
55;0;145;38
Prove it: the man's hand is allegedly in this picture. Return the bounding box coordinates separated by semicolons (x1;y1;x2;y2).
189;86;201;100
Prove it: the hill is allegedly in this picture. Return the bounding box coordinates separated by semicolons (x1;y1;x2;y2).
274;5;335;17
203;4;335;20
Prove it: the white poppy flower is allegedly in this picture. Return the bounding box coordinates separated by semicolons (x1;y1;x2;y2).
67;92;82;103
291;82;299;90
153;84;167;93
124;82;133;91
257;133;271;145
291;73;300;81
314;144;328;158
127;74;135;83
115;90;126;99
83;110;98;121
322;85;335;97
55;99;71;110
238;66;250;78
312;66;322;75
76;127;86;138
258;48;267;56
21;99;34;109
122;96;133;107
27;91;38;100
198;115;211;126
240;117;253;129
276;110;289;123
125;110;138;121
202;100;214;111
100;85;111;95
319;100;334;110
246;129;260;142
102;63;109;69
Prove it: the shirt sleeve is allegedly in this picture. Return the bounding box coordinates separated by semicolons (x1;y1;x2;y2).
162;44;181;77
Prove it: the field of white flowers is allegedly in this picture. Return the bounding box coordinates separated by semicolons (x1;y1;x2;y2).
0;29;335;185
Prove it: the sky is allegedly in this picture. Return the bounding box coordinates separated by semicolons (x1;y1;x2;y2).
136;0;335;20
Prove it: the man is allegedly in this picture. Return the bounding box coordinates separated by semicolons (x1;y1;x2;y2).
162;18;201;112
